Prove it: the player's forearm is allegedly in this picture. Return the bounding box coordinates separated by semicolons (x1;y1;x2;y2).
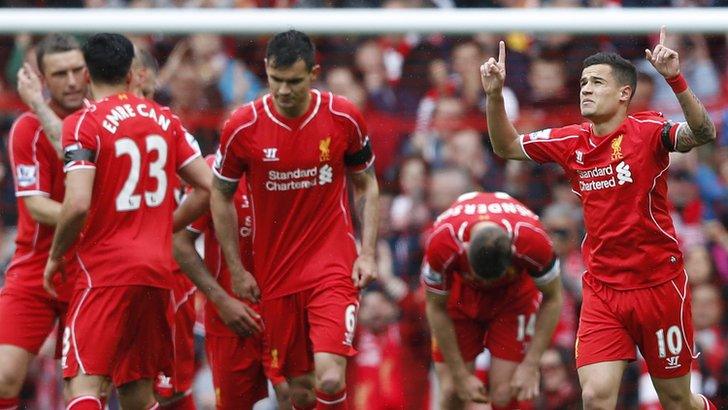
426;300;470;380
486;93;521;159
30;100;63;157
23;196;62;226
674;86;716;151
210;187;245;273
523;289;563;367
173;231;230;306
173;188;210;233
49;205;86;260
352;169;380;256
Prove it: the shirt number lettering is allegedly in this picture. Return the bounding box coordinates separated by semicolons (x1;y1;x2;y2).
655;325;683;358
115;135;168;211
517;313;536;342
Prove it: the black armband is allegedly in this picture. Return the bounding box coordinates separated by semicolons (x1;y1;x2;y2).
344;138;373;167
64;147;96;166
661;121;676;152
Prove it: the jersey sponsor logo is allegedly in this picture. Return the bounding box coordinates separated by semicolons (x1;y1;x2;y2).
577;161;633;192
265;165;334;191
262;147;279;162
575;150;584;165
16;164;37;187
421;262;443;285
611;134;624;161
319;137;331;162
616;161;633;185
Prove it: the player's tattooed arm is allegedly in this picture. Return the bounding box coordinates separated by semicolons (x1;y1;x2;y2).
17;63;63;157
349;166;380;288
674;88;716;152
213;174;238;197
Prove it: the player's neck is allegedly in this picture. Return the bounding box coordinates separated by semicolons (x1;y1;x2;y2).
90;82;130;102
47;99;74;118
591;112;627;137
274;92;312;119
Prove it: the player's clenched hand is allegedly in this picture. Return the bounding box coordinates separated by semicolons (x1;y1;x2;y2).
456;373;489;404
42;256;65;298
645;26;680;79
352;254;377;288
216;296;263;336
17;63;44;108
510;361;540;401
480;40;506;96
231;268;260;303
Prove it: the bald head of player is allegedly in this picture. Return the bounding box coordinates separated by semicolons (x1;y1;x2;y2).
579;52;637;123
264;30;321;118
131;47;159;99
467;222;512;282
82;33;134;97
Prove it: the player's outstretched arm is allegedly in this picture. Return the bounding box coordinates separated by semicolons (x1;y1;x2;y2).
17;63;64;158
174;157;212;232
43;168;95;297
481;41;529;161
22;196;62;226
426;290;488;404
210;175;260;303
646;26;716;152
349;167;380;288
511;274;564;401
173;229;262;335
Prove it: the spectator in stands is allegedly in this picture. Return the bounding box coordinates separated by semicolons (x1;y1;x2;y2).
691;283;727;408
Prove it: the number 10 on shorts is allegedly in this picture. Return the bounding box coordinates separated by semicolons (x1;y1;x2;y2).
655;325;682;358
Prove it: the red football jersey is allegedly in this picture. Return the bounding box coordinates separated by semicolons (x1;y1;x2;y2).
6;112;75;301
520;111;684;289
214;90;374;300
189;156;253;337
421;191;557;294
62;93;199;289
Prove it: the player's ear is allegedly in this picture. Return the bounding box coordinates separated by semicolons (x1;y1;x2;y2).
620;85;632;103
310;64;321;82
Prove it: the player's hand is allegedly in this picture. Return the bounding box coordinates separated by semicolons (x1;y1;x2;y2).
480;40;507;96
216;295;263;336
645;26;680;79
510;361;540;401
231;268;260;303
17;63;44;109
352;253;377;288
42;256;65;298
455;373;489;404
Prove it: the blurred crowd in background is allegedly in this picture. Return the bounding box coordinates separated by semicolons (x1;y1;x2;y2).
0;1;727;409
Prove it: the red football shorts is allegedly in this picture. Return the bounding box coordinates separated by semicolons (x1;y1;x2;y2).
206;334;285;410
432;276;541;363
62;286;174;386
0;287;67;356
576;271;696;378
261;277;359;378
156;291;197;397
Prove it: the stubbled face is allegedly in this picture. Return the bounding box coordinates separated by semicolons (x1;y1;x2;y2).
265;58;318;118
579;64;629;121
41;50;87;112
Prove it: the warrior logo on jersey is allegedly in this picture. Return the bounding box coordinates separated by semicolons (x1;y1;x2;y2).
319;137;331;162
263;147;279;162
575;150;584;165
611;134;624;161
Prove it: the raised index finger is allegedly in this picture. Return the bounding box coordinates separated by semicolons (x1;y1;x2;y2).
659;25;666;46
498;40;506;64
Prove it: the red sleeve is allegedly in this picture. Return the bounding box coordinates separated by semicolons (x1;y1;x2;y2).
512;222;559;286
519;125;582;166
420;225;461;293
631;111;682;154
331;95;374;172
188;211;211;234
62;109;98;172
213;104;255;182
9;114;50;197
170;114;201;170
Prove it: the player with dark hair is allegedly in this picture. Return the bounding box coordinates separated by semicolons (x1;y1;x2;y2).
0;33;87;410
423;192;563;410
482;26;717;409
211;29;379;409
42;33;210;410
